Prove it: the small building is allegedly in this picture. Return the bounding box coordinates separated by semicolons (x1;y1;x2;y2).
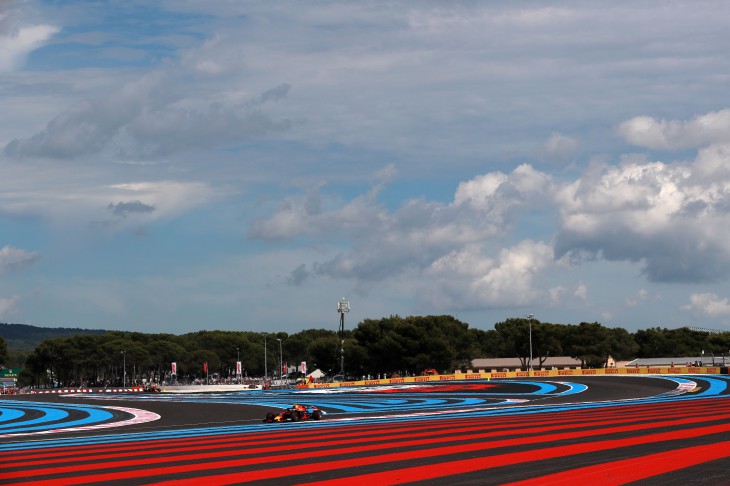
470;356;582;372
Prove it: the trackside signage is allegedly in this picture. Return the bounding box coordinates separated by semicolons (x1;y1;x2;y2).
295;366;727;389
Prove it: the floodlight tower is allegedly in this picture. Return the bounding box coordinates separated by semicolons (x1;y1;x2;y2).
337;298;350;377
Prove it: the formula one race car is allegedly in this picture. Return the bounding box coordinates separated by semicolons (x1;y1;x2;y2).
263;404;323;423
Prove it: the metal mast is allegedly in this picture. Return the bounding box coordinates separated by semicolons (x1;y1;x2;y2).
337;298;350;377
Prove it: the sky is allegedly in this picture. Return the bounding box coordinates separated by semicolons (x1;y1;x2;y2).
2;1;730;335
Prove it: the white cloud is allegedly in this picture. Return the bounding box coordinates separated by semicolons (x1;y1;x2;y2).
0;163;223;230
549;282;587;306
625;288;648;307
0;7;59;72
105;181;221;221
554;144;730;283
0;245;40;274
425;240;555;308
5;2;730;331
252;164;552;277
618;109;730;150
4;71;292;159
0;295;19;319
248;164;559;310
543;132;578;160
681;293;730;317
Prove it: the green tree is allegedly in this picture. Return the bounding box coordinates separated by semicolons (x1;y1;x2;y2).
494;318;533;369
0;336;8;367
607;327;639;361
307;335;341;375
564;322;612;368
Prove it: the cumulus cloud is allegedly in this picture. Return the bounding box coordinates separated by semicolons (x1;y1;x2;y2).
423;240;555;308
252;164;555;308
618;109;730;150
554;146;730;282
681;293;730;317
0;245;40;274
258;119;730;313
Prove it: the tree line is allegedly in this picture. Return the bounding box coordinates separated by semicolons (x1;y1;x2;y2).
4;315;730;388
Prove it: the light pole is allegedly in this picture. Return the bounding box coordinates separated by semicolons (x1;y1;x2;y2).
263;334;268;381
237;347;240;384
277;338;283;384
337;298;350;378
526;314;534;372
121;350;126;387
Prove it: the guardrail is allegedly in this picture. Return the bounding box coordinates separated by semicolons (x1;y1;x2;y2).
296;366;727;389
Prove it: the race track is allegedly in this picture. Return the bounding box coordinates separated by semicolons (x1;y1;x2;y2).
2;375;730;484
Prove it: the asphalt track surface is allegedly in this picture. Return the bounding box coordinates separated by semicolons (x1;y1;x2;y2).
2;375;730;485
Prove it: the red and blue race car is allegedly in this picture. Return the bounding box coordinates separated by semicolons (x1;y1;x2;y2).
263;404;323;423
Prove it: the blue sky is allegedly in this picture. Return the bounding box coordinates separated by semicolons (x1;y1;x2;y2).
3;1;730;334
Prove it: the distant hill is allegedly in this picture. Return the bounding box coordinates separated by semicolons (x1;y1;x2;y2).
0;323;109;351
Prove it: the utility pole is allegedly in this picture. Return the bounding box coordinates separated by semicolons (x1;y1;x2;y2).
121;350;126;387
263;333;268;381
277;338;283;384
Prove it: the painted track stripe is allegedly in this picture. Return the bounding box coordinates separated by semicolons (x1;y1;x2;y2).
5;394;716;460
0;394;720;458
1;394;722;458
7;400;730;484
504;440;730;485
13;405;722;469
0;407;69;431
147;420;730;485
3;377;728;484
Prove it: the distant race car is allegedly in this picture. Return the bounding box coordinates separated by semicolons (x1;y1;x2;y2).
263;404;323;423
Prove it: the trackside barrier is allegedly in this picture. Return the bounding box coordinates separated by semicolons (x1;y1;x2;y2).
297;366;726;389
28;387;145;394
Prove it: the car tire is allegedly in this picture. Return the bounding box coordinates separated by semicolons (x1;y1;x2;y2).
312;410;322;420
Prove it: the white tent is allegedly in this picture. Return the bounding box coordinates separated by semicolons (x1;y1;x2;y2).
306;368;325;379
